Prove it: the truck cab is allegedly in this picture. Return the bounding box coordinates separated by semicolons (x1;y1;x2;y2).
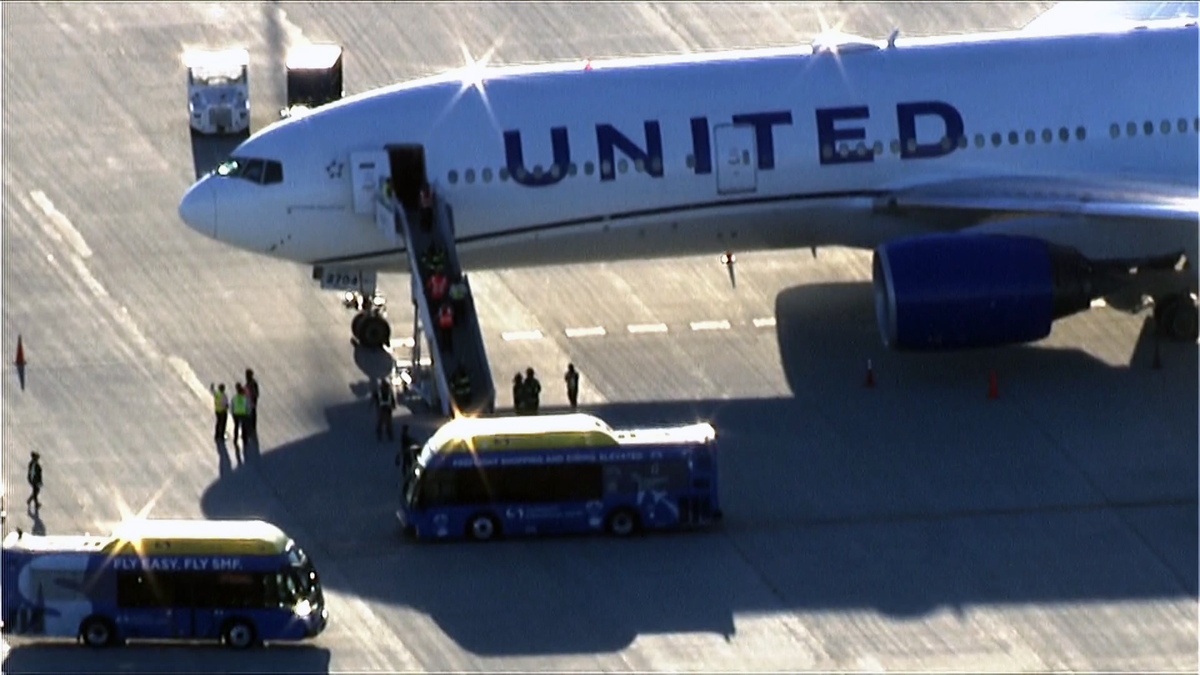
185;47;251;136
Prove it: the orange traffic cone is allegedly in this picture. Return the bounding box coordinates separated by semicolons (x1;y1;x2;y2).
987;370;999;399
864;359;875;388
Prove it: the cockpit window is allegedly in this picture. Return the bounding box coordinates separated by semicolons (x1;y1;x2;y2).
263;161;283;185
215;158;242;177
215;157;284;185
242;159;265;183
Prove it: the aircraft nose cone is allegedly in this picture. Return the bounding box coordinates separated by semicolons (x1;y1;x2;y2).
178;179;217;238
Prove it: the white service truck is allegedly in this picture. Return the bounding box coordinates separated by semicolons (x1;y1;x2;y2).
185;47;251;136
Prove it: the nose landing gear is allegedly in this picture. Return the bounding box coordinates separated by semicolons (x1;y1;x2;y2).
345;291;392;349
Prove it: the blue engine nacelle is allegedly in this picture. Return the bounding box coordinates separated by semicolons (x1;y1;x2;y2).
872;233;1096;351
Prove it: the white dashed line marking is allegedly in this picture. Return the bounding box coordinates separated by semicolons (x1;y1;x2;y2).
30;190;93;259
627;323;669;334
502;330;544;342
393;337;416;349
689;320;731;331
565;326;607;338
393;357;432;368
753;317;777;328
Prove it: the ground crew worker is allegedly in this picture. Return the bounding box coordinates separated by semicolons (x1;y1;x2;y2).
419;183;434;230
426;269;449;304
373;378;396;442
512;372;525;413
448;275;468;313
524;367;542;414
420;243;447;275
436;302;455;351
231;383;249;445
210;383;229;440
451;365;471;407
244;369;260;441
564;364;580;409
397;425;421;477
26;452;43;513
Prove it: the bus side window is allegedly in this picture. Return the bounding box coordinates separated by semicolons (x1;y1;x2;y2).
117;571;176;608
212;572;264;608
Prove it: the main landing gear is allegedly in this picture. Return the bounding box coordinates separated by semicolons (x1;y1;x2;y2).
1153;292;1199;342
344;290;392;349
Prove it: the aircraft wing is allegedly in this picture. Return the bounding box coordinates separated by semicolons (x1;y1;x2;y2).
874;175;1200;226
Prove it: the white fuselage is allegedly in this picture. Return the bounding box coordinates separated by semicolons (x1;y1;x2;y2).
179;23;1200;272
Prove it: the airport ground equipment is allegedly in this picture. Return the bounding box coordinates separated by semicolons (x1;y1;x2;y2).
397;413;722;541
184;47;251;136
280;44;344;120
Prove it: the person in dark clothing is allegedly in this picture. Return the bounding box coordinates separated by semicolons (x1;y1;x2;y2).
512;372;525;413
373;378;396;442
397;424;419;475
450;365;471;408
524;367;542;414
244;369;260;440
26;452;43;512
564;364;580;409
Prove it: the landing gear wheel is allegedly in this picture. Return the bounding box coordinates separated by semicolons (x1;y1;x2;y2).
1155;295;1199;342
80;616;116;648
351;311;368;342
361;315;391;349
466;513;499;542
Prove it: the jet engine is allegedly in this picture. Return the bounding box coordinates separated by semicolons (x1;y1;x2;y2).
871;233;1111;350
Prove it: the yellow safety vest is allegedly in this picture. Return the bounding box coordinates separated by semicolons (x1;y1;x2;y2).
213;392;227;413
232;394;248;416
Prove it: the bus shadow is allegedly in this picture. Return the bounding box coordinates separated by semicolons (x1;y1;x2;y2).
194;281;1196;656
2;642;331;674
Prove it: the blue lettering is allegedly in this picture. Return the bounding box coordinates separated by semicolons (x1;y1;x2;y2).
689;116;712;175
815;106;871;166
731;111;792;169
897;101;964;160
503;127;571;188
595;121;664;181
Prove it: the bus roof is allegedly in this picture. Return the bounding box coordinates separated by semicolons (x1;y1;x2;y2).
2;519;292;557
420;413;717;459
424;413;617;453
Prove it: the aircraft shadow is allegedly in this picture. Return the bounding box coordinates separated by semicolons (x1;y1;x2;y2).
189;133;246;181
195;282;1196;656
1;642;331;675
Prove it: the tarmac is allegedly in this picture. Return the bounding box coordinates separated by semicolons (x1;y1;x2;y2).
2;2;1196;672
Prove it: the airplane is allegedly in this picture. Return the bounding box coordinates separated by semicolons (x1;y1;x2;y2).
178;4;1200;353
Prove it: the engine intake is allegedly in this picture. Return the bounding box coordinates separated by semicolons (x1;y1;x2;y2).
872;234;1101;350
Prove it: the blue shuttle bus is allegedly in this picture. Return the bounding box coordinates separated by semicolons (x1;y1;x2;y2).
1;518;328;649
397;413;722;541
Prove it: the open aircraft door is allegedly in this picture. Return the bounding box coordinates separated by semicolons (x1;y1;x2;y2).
350;151;391;216
713;124;757;195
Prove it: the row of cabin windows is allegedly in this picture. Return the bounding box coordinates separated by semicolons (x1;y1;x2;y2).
115;570;304;609
444;117;1200;185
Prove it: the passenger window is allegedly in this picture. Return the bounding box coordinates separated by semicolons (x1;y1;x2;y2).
263;161;283;185
1075;126;1086;141
242;159;265;183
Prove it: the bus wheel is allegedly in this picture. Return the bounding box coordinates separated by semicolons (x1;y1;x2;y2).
606;508;640;537
222;618;257;649
466;513;499;542
80;616;116;648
